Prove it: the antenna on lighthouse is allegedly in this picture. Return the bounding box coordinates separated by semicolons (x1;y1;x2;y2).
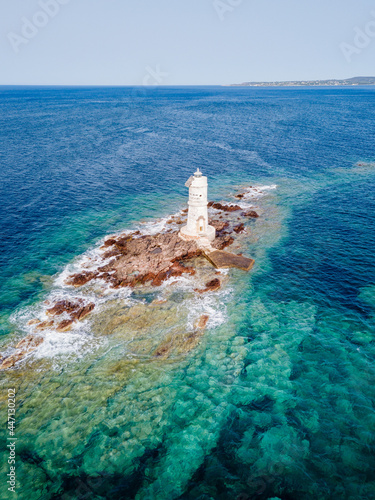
194;168;202;177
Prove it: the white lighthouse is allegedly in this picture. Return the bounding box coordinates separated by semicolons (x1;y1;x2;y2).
179;168;216;242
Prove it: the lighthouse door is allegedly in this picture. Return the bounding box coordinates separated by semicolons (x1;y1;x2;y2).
197;216;205;234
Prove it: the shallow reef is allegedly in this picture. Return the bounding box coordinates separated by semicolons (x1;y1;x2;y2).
1;180;375;500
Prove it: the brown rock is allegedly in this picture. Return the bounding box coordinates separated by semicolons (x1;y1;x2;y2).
97;262;116;273
64;228;205;293
241;210;259;218
149;261;195;287
112;279;128;288
107;232;200;287
56;319;75;332
65;271;97;287
27;319;41;326
210;202;242;212
170;261;196;277
153;329;204;359
152;271;168;287
210;220;230;235
97;272;115;282
195;278;221;294
195;314;210;329
46;299;83;317
213;235;234;250
233;223;245;234
0;353;25;370
16;335;44;351
235;193;245;199
73;303;95;321
138;272;156;285
179;331;204;353
104;238;117;247
103;249;121;259
154;342;173;358
35;320;54;330
114;236;132;253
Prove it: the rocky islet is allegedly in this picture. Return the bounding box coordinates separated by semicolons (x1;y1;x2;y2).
0;187;260;370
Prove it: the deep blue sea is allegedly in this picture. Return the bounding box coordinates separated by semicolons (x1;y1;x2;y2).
1;86;375;500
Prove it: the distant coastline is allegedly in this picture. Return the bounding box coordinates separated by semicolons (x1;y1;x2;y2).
228;76;375;87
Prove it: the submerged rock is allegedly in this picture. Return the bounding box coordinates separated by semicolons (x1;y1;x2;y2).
153;327;206;359
195;314;210;329
195;278;221;294
0;335;44;370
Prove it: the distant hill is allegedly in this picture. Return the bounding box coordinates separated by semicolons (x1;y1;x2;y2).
230;77;375;87
345;77;375;84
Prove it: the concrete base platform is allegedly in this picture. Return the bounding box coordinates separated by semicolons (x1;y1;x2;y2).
179;224;216;242
204;250;255;271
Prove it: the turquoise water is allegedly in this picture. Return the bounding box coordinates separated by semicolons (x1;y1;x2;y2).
0;86;375;499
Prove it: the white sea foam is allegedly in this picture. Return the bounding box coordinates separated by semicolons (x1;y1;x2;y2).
136;209;186;235
10;301;101;365
136;216;171;235
34;329;88;358
234;184;277;209
185;283;232;331
241;184;277;199
33;327;101;367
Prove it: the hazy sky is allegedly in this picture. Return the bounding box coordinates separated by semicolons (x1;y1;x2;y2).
1;0;375;85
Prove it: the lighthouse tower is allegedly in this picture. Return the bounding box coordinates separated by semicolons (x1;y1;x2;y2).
179;168;216;242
